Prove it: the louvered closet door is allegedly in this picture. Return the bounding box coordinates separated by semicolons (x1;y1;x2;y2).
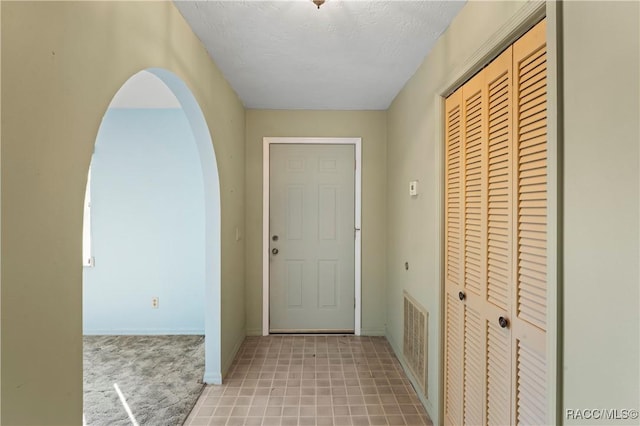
460;71;488;426
444;87;465;426
443;18;548;426
512;19;548;426
485;45;514;426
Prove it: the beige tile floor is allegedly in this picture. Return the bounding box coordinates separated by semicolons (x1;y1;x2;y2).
185;335;432;426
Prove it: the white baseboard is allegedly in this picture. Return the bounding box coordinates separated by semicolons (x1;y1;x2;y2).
246;328;386;336
360;328;386;336
83;329;205;335
203;371;222;385
221;332;246;380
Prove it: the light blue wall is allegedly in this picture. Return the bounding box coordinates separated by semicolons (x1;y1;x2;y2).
83;108;205;334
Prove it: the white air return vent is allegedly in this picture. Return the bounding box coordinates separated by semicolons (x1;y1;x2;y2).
403;291;428;396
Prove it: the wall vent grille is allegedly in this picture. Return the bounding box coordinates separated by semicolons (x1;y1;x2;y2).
403;291;428;396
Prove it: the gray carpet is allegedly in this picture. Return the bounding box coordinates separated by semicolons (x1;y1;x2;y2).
83;335;205;426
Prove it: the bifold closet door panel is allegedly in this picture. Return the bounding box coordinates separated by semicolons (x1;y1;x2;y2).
512;18;548;426
461;70;488;426
484;45;514;426
444;88;464;426
462;70;488;303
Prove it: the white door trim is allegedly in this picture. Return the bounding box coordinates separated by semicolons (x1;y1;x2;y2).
263;137;362;336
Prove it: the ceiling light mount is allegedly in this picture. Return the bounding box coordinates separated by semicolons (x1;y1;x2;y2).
312;0;325;9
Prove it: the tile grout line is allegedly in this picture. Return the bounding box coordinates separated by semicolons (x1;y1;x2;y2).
187;336;431;426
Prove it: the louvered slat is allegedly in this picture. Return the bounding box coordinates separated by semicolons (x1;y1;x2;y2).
487;60;512;311
446;98;462;286
516;39;547;332
464;88;484;296
487;321;511;426
464;307;484;425
445;292;463;424
516;340;547;425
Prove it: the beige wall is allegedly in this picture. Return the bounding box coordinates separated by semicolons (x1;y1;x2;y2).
386;1;534;422
1;2;245;424
2;1;639;425
245;110;387;336
562;1;639;423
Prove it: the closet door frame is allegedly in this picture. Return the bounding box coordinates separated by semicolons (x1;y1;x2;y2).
434;2;563;424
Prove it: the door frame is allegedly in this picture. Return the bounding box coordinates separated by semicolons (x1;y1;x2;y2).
262;137;362;336
434;2;560;424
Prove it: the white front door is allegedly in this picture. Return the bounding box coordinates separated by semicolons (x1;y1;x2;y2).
269;144;355;333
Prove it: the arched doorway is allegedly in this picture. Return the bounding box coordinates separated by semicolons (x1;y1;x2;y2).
83;68;221;390
147;69;223;385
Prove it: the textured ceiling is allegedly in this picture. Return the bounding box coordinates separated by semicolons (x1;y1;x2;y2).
175;0;465;110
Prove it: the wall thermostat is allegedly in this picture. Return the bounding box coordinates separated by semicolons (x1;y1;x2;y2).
409;180;418;196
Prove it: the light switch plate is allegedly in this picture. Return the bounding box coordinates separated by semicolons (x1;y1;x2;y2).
409;180;418;196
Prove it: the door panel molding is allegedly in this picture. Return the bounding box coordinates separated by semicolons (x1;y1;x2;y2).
263;137;362;336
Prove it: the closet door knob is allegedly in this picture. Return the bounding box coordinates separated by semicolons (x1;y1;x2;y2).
272;248;279;255
498;316;509;329
458;291;466;301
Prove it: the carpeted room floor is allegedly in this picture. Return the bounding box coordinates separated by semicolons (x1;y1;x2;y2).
83;335;205;426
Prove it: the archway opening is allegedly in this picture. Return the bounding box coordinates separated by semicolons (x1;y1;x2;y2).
82;69;221;425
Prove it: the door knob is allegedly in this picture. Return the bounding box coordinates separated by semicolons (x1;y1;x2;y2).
272;248;279;255
272;235;279;241
458;291;465;301
498;316;509;328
